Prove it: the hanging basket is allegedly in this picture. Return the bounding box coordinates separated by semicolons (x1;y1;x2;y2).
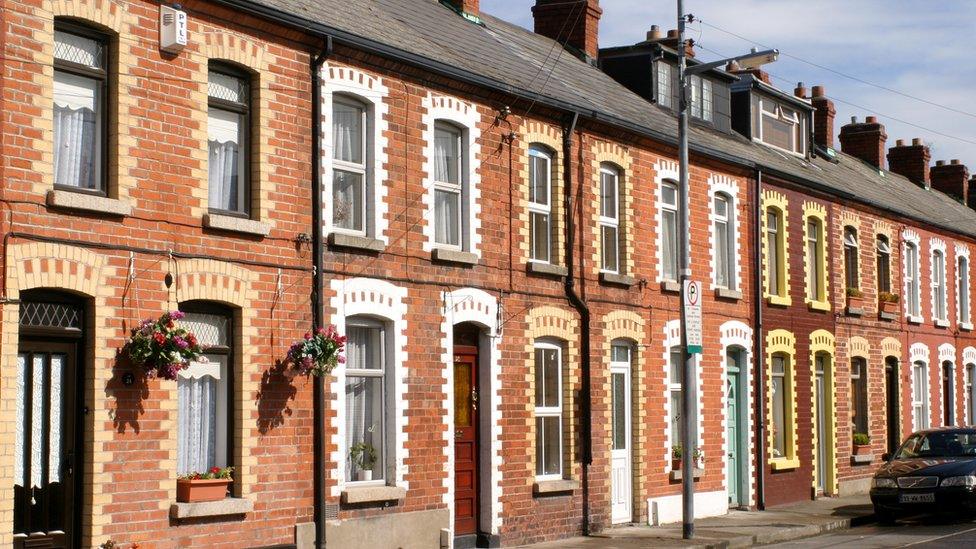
125;310;204;380
287;325;346;377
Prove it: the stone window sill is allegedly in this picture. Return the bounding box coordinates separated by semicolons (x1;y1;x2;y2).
715;287;742;301
328;232;385;252
851;454;875;465
204;213;270;237
170;497;253;519
669;468;704;481
660;280;680;293
47;190;131;217
935;319;949;328
846;307;864;317
770;457;800;471
341;485;406;504
806;299;830;312
532;479;579;496
600;272;636;287
527;261;568;277
432;248;479;266
961;322;974;331
907;315;924;325
766;294;792;307
879;311;897;321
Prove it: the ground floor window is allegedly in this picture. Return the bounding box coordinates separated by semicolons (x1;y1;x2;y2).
534;339;563;479
345;318;389;483
913;361;930;431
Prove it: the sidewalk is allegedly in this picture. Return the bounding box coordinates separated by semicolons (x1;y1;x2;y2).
518;495;874;548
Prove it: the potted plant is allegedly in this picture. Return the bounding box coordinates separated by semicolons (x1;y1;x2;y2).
350;442;377;481
879;291;900;315
671;445;703;471
287;325;347;377
177;466;233;503
126;310;204;380
846;287;864;311
853;432;871;456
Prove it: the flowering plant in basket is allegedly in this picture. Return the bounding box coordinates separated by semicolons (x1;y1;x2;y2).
287;325;346;377
126;310;204;380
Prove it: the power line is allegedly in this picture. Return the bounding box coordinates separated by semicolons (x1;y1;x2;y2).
698;19;976;121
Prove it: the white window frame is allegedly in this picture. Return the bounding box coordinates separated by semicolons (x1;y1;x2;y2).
903;231;922;322
331;95;369;236
957;245;972;329
756;97;804;157
433;121;465;250
689;75;713;122
528;145;552;264
712;192;735;289
931;240;948;325
912;360;930;431
660;180;679;282
656;61;672;109
600;164;621;274
668;346;684;456
343;316;392;486
534;339;563;481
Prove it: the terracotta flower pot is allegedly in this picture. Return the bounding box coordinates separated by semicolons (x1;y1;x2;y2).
847;296;864;310
880;301;898;315
671;458;682;471
177;478;231;503
853;444;870;456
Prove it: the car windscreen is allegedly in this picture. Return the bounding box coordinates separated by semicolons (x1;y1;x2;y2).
895;431;976;459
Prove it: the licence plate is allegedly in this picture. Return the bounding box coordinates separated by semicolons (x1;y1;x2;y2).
899;493;935;503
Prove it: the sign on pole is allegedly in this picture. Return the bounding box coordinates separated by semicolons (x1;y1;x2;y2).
683;280;702;354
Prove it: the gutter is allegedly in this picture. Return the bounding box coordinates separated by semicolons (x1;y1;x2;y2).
561;111;592;534
753;168;765;511
310;36;332;549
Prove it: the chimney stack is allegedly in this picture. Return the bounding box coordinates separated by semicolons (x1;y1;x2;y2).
794;81;807;99
931;158;970;204
445;0;479;16
968;176;976;210
811;85;836;150
888;138;932;188
838;115;887;169
643;26;695;57
533;0;603;61
725;59;770;85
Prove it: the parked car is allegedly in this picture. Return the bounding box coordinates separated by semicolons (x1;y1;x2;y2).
871;428;976;523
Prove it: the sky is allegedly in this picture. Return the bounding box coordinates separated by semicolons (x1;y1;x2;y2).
484;0;976;166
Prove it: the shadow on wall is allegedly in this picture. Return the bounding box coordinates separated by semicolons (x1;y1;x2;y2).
257;359;299;435
106;349;149;434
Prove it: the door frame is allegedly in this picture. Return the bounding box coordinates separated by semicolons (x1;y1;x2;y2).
15;290;86;549
453;343;480;540
726;347;749;508
885;357;900;454
609;344;632;524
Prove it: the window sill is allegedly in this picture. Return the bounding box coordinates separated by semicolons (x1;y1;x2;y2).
169;497;253;519
845;306;864;317
961;322;973;331
669;467;704;481
341;485;406;504
934;319;949;328
770;457;800;471
600;272;636;287
431;248;479;266
526;261;568;278
203;213;270;237
879;311;897;322
851;454;875;465
766;294;791;307
533;479;579;496
907;315;923;325
660;280;680;293
806;299;830;312
46;190;131;217
714;287;742;301
328;232;385;252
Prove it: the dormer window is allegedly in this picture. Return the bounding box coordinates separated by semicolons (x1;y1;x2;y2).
758;98;804;155
656;62;672;109
689;75;712;122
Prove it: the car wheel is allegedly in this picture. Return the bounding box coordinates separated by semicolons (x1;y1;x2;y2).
874;506;896;525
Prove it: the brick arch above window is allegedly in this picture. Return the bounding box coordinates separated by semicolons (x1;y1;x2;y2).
963;346;976;366
603;309;645;344
881;337;902;359
802;201;830;311
590;142;634;277
848;336;870;359
761;190;791;306
766;329;799;469
708;175;743;291
519;122;564;267
939;343;957;364
910;342;929;364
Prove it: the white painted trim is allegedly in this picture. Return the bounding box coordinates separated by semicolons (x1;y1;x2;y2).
909;343;930;431
939;343;957;426
930;238;948;324
662;319;703;470
719;321;754;507
707;175;742;291
320;64;390;243
421;93;482;256
329;278;409;497
903;229;922;320
654;160;680;283
956;244;971;327
647;490;728;525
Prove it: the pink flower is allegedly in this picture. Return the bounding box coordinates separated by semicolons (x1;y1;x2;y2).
337;355;346;364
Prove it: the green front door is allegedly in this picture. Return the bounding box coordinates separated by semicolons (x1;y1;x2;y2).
726;353;741;506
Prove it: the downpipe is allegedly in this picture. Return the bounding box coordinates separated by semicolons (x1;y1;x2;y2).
753;168;766;511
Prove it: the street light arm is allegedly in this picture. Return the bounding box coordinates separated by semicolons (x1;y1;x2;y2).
685;48;779;76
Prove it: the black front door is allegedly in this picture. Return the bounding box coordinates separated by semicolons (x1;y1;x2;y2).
15;294;84;548
886;357;900;455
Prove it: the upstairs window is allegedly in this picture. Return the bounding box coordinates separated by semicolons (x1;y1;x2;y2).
660;181;679;281
689;75;713;122
758;98;804;155
766;208;785;297
600;164;621;273
806;218;825;302
208;65;250;215
877;235;891;294
433;122;465;248
656;62;672;109
905;242;921;317
844;227;859;291
714;193;734;289
528;146;553;263
960;255;971;326
54;24;107;193
933;249;947;322
851;358;868;436
332;97;368;234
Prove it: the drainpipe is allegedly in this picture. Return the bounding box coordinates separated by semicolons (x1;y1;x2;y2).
561;111;592;533
753;167;766;511
311;36;332;549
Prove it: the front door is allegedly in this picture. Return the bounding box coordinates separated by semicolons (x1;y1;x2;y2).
814;354;828;494
610;344;632;523
726;353;741;507
15;293;84;549
943;362;954;426
453;346;479;536
886;358;900;454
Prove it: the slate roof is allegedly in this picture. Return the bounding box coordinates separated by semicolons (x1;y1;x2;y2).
237;0;976;238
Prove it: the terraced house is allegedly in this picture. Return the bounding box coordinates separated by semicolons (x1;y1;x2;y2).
3;0;976;547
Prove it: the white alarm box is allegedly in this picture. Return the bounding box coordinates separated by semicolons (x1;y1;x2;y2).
159;5;188;54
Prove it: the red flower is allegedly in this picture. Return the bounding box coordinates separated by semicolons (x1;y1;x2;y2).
166;320;175;329
153;332;166;345
186;334;198;347
210;466;220;474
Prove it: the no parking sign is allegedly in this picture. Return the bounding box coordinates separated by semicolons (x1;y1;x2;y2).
683;280;702;354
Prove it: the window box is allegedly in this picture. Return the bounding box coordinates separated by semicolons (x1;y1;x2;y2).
176;478;231;503
852;443;871;457
669;467;704;482
879;300;899;316
532;479;578;496
846;295;864;316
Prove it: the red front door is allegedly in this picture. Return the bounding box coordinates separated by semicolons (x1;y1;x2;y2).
454;346;479;536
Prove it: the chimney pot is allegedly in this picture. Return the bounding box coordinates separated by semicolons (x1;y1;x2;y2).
937;160;946;166
646;24;662;41
952;159;961;165
896;139;905;146
533;0;603;60
912;137;923;146
794;82;806;98
812;85;825;98
866;116;878;124
931;158;970;203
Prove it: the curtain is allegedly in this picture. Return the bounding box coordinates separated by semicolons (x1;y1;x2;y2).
662;210;677;279
208;108;241;212
435;189;459;246
333;170;364;231
177;376;217;474
15;354;25;488
716;219;729;287
332;102;362;163
48;354;63;484
434;127;458;183
53;106;97;189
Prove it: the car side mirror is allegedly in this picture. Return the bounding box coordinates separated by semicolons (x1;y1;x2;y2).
881;452;891;462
